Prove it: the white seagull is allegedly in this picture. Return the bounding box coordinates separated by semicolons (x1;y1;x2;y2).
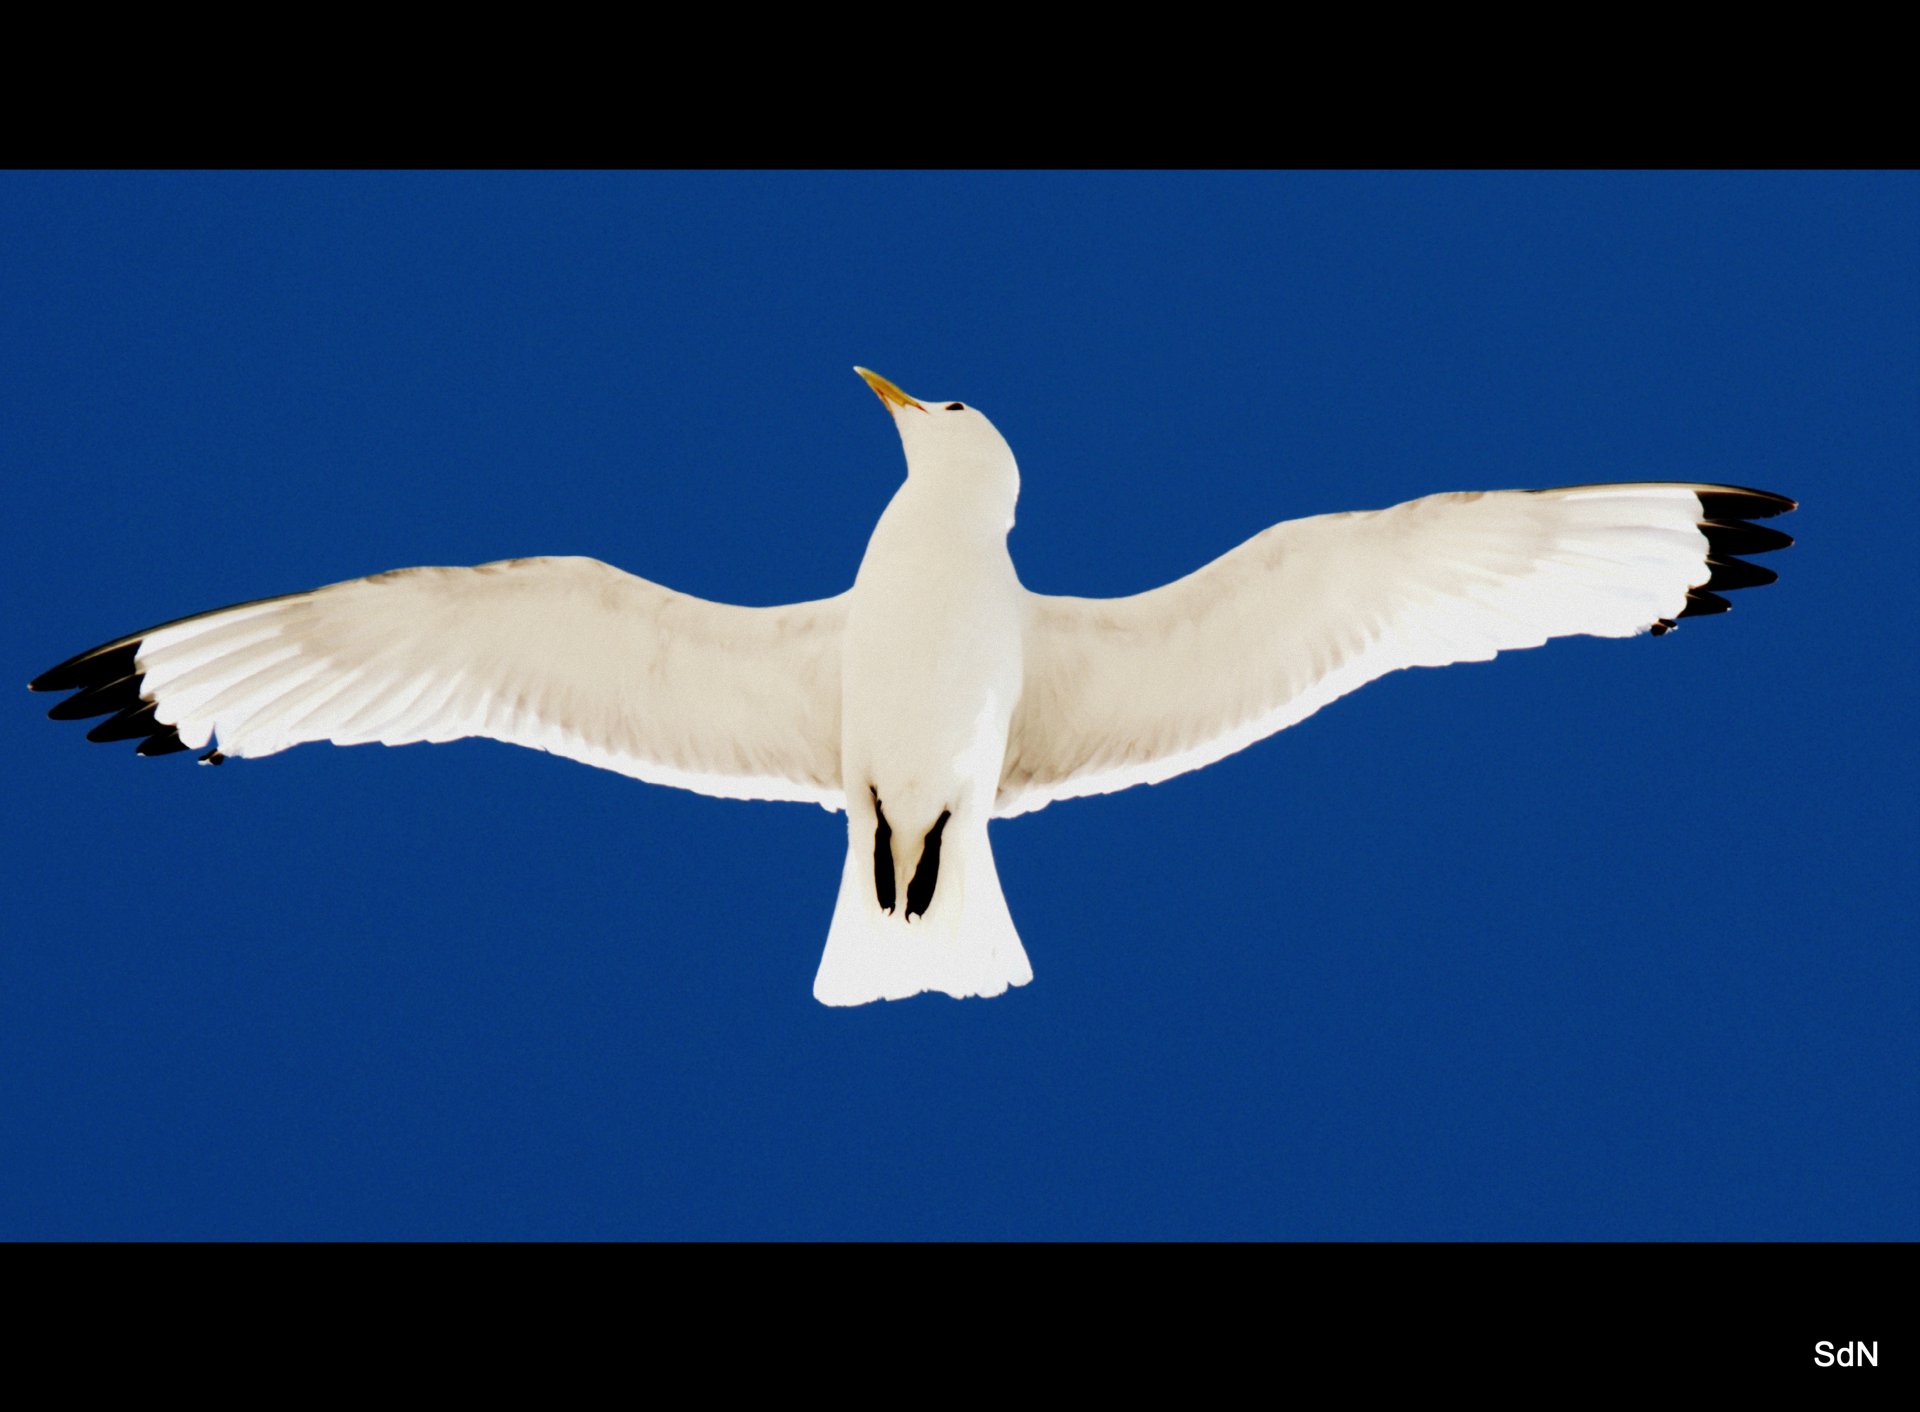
32;369;1796;1005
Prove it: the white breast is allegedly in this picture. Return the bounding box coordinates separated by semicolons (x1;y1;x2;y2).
841;483;1025;834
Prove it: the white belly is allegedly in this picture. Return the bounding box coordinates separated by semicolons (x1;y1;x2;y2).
842;513;1024;836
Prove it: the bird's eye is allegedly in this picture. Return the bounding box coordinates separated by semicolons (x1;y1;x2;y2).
945;403;965;412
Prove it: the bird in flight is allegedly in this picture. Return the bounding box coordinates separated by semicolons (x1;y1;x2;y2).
31;369;1795;1005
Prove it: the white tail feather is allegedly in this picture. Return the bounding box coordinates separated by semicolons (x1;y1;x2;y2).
813;818;1033;1006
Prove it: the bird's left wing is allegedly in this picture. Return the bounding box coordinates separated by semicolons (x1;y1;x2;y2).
998;482;1794;817
31;556;849;807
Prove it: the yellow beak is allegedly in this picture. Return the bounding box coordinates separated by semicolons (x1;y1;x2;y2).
854;366;926;413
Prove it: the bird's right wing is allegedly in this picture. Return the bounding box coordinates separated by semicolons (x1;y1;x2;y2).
31;555;850;808
998;482;1794;817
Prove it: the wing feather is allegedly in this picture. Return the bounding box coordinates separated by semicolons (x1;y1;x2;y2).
32;556;849;807
998;482;1793;817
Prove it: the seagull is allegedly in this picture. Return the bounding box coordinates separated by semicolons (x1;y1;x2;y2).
30;368;1796;1005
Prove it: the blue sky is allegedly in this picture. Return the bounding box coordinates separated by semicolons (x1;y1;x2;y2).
3;171;1913;1240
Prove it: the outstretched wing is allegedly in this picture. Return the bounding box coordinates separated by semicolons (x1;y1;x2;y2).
998;483;1794;817
31;556;849;808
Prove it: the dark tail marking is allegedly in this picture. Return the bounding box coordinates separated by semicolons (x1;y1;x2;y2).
871;787;896;914
904;811;951;922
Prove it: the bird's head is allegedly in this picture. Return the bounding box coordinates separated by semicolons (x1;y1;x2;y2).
856;368;1019;527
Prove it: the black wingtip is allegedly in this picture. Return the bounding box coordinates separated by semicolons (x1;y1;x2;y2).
1702;520;1794;556
1643;485;1795;636
30;640;140;695
36;633;202;759
1678;589;1733;619
1696;487;1797;521
46;674;143;721
38;590;304;762
1683;489;1792;613
87;701;160;743
1705;557;1779;592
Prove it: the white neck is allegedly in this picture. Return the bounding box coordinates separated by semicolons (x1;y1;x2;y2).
897;451;1019;537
